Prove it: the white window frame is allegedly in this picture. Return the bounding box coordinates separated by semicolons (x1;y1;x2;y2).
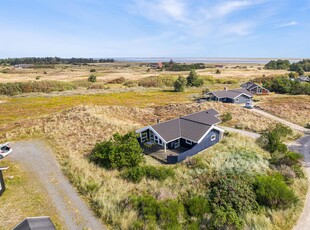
185;139;192;145
257;87;262;94
211;134;216;141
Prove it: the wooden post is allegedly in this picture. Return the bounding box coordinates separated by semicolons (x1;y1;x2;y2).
164;143;167;153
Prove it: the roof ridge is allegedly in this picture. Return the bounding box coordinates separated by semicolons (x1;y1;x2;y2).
181;108;218;118
180;117;213;126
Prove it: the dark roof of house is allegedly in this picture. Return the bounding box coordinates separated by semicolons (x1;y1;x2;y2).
13;217;56;230
207;88;253;99
150;109;221;143
241;82;270;92
297;76;310;81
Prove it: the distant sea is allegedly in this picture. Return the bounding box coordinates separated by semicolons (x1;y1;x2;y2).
115;57;302;64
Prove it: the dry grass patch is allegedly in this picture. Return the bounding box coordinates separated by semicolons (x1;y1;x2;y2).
257;95;310;127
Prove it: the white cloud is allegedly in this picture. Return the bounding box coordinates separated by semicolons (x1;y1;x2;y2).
130;0;267;39
216;1;254;17
130;0;190;24
279;21;298;28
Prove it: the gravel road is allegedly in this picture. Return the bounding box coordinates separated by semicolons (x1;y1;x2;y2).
289;135;310;230
8;140;105;230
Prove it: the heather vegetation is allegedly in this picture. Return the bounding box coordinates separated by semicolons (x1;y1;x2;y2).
0;81;76;95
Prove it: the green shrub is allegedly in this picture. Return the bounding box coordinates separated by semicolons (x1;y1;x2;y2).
90;132;143;170
122;165;174;183
185;196;210;218
257;124;292;153
209;206;244;230
254;174;298;209
215;69;221;74
122;167;146;183
90;69;96;72
130;195;184;229
209;177;258;214
88;75;97;82
221;112;233;122
144;166;175;181
174;76;187;92
187;70;204;87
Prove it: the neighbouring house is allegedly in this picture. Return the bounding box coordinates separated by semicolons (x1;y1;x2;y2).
14;64;34;69
295;76;310;83
13;217;56;230
241;82;270;95
205;88;253;104
136;109;224;164
150;62;163;69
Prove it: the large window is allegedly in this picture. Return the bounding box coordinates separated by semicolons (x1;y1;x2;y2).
211;134;216;141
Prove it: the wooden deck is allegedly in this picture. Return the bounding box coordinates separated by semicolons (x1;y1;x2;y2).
142;144;190;163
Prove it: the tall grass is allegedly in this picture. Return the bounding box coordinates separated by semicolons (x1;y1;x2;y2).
0;81;76;95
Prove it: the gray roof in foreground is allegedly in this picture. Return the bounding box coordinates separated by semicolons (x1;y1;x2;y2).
208;88;253;99
150;109;221;143
13;217;56;230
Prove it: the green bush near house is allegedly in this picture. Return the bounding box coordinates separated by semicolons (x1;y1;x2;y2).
90;132;143;170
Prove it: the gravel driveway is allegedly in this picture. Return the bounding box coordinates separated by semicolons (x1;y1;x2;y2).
289;135;310;230
8;140;105;230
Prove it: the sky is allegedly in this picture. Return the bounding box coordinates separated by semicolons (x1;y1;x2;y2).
0;0;309;58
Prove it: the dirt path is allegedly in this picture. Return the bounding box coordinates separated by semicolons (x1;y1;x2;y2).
8;140;105;230
219;126;261;138
251;108;310;133
288;135;310;230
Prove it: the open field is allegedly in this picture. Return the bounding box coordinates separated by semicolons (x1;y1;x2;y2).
0;63;289;83
0;160;63;229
